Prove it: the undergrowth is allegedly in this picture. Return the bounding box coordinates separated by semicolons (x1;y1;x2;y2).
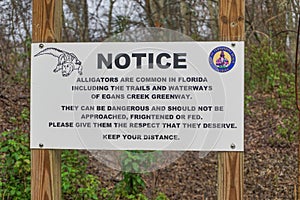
0;108;102;199
101;150;168;200
245;42;298;143
0;108;168;199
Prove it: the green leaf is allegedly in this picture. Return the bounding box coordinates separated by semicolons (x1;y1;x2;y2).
132;162;139;172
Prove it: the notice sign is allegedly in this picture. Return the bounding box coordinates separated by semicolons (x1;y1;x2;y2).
30;42;244;151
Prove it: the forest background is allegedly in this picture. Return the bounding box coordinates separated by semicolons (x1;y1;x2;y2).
0;0;299;199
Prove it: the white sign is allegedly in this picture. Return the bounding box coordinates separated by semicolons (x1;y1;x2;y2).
30;42;244;151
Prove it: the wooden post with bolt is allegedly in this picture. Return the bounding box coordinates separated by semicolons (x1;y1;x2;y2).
218;0;244;199
31;0;62;199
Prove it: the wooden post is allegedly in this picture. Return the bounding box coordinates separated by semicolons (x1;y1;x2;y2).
31;0;62;199
218;0;244;200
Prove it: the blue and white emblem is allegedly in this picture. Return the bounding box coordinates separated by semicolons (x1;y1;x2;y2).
209;46;236;73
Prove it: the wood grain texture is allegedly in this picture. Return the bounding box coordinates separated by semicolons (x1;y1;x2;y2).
32;0;62;43
219;0;245;41
218;0;244;200
218;152;244;200
32;0;62;199
31;150;62;200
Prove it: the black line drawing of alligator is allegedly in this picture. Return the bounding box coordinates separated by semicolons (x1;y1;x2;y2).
34;47;83;77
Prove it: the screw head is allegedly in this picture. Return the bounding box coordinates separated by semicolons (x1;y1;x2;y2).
39;43;44;49
39;143;44;148
231;43;236;47
230;143;236;149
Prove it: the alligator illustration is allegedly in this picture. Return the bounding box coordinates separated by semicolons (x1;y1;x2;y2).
34;47;83;77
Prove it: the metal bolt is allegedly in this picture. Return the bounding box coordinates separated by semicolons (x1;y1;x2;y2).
231;43;236;47
39;43;44;49
39;143;44;148
230;143;236;149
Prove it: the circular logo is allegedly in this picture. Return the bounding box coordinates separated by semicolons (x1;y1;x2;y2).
209;46;236;73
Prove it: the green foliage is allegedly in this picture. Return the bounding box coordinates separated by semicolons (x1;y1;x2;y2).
104;150;149;199
155;192;169;200
1;109;168;200
1;110;170;200
245;42;288;93
0;129;31;200
0;108;31;199
21;107;30;121
1;108;102;200
120;150;160;173
245;42;298;143
103;151;169;200
244;95;254;115
61;150;101;199
276;117;298;143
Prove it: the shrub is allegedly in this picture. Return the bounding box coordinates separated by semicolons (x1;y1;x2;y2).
0;109;102;199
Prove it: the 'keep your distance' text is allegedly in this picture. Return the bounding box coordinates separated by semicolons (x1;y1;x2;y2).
103;134;180;141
